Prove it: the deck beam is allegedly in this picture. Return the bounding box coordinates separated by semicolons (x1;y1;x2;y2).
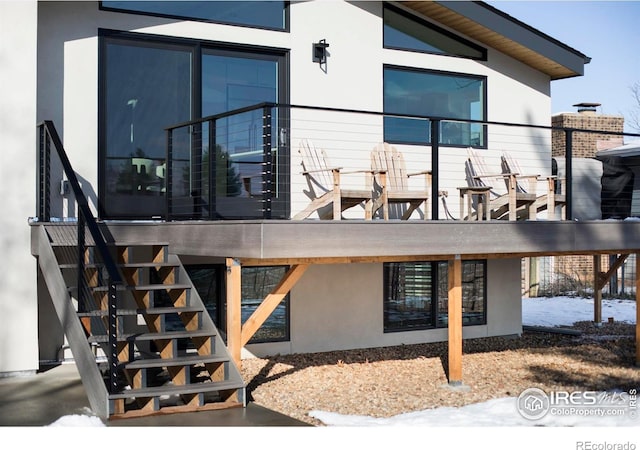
448;255;463;385
226;258;242;368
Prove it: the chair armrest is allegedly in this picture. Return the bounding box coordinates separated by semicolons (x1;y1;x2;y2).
407;170;432;177
301;166;343;175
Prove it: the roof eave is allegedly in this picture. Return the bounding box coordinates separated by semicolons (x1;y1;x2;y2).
401;1;590;80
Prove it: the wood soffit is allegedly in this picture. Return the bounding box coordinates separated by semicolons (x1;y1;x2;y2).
402;1;584;80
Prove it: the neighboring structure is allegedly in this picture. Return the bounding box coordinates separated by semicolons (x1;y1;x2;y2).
529;106;630;297
7;0;640;420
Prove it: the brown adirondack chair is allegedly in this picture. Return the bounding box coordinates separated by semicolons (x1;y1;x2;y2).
501;152;566;220
370;143;431;220
294;139;380;220
465;148;538;221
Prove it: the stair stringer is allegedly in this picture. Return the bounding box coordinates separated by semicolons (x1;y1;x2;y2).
169;253;246;406
35;225;110;418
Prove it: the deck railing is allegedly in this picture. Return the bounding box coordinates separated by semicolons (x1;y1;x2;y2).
164;103;640;221
37;121;123;395
37;104;640;223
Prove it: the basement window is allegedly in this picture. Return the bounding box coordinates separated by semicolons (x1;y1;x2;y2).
383;260;486;332
185;265;290;343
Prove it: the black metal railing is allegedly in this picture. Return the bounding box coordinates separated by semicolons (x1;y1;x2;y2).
165;102;640;222
39;104;640;224
37;121;123;395
165;103;286;220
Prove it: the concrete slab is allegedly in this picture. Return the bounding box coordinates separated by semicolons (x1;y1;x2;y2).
0;363;309;427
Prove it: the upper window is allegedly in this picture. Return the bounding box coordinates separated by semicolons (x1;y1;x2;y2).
383;4;485;60
383;260;486;333
100;1;287;31
383;66;486;147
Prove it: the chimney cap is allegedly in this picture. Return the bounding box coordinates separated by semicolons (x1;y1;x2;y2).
573;102;601;109
573;102;601;114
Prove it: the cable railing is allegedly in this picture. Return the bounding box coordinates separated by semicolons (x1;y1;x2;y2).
37;120;122;395
164;103;640;222
38;104;640;224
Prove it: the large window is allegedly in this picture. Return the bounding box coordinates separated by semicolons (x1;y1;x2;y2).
384;261;486;332
100;1;288;31
99;32;288;219
384;4;486;60
186;265;290;343
383;66;486;147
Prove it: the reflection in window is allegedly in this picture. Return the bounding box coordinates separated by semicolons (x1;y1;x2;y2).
384;4;485;59
383;66;486;147
101;1;286;30
103;39;192;218
383;260;486;332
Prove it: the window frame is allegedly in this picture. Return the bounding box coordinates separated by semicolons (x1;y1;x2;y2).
383;3;486;60
383;260;487;333
99;1;290;32
97;29;291;220
383;64;488;148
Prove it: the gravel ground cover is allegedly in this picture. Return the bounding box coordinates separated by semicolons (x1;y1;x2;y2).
240;321;640;426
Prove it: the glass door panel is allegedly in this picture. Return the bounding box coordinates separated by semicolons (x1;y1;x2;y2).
201;51;281;219
103;39;192;218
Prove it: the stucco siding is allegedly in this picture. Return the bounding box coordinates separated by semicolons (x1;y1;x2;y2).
0;0;39;374
245;258;522;357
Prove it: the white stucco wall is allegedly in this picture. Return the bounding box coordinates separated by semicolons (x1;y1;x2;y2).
34;1;554;221
245;258;522;356
17;1;550;365
0;0;39;374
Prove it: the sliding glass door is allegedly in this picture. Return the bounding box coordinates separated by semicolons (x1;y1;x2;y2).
100;33;288;219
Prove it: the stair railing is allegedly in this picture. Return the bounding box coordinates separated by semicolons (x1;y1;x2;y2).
37;121;123;395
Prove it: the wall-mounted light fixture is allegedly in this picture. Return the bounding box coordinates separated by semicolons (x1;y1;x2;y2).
312;39;330;66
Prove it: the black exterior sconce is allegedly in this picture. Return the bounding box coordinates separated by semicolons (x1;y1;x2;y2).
312;39;330;66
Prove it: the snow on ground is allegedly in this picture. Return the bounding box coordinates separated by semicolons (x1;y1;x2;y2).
522;296;636;327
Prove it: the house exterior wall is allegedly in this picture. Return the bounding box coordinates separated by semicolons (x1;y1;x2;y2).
0;0;40;375
34;1;554;221
3;1;561;372
244;258;522;357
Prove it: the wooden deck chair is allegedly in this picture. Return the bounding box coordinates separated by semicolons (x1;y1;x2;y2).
465;148;537;221
501;152;566;220
293;139;379;220
370;143;431;220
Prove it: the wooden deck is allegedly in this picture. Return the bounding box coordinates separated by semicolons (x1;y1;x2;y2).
36;219;640;264
31;219;640;388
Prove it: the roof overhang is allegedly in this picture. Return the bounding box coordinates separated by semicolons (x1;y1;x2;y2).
401;1;590;80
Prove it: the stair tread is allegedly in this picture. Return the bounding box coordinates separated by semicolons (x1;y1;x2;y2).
77;305;204;317
92;283;191;291
108;379;244;399
123;354;230;369
88;329;215;343
59;262;179;269
120;262;180;268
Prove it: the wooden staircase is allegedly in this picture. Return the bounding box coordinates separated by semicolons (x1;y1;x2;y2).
40;224;245;420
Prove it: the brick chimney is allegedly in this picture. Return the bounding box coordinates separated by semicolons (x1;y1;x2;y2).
552;103;624;158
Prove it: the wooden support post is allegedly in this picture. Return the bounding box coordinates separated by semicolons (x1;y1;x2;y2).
448;255;463;385
636;253;640;366
241;264;308;347
593;255;602;325
226;258;242;368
